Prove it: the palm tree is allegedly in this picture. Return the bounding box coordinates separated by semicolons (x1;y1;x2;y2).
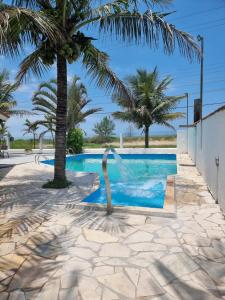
23;119;39;149
67;76;102;131
0;69;28;117
113;68;185;148
1;1;199;186
31;77;101;133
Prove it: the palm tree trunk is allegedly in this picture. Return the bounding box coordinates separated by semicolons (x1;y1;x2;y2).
51;130;55;146
144;126;149;148
54;54;67;182
33;133;35;149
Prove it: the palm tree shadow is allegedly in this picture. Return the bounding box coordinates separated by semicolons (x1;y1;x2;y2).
154;257;223;299
1;229;80;295
68;206;134;235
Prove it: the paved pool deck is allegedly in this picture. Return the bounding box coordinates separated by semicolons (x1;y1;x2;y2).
0;155;225;299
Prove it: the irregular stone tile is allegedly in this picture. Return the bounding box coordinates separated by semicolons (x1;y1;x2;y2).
137;269;163;297
170;247;183;253
196;259;225;284
0;292;8;300
8;290;26;300
63;258;91;273
9;256;57;291
153;238;180;246
123;231;153;244
128;257;150;267
164;280;221;300
183;244;199;256
67;247;96;259
76;235;100;252
183;234;211;247
104;258;128;266
156;227;176;238
199;247;224;260
58;287;78;300
102;288;119;300
61;272;79;289
190;269;218;290
99;243;130;257
134;251;165;262
36;278;60;300
0;254;25;272
83;229;118;243
125;267;140;286
0;243;15;256
97;272;135;298
149;253;199;286
137;223;162;233
206;229;224;239
212;240;225;255
92;266;114;277
125;215;146;225
77;276;101;300
207;214;225;225
128;242;167;252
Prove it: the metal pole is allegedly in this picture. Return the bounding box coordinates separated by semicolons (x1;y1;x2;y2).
102;147;112;214
197;35;204;148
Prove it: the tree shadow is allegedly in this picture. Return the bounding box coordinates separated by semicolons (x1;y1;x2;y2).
0;228;80;296
66;206;134;235
153;239;225;299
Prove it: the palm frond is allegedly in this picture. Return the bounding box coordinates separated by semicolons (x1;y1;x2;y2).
82;43;133;101
0;6;63;57
97;10;200;61
16;47;50;82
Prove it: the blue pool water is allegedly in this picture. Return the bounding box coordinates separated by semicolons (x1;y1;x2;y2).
43;154;177;208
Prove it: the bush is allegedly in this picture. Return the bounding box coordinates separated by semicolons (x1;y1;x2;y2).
67;128;84;154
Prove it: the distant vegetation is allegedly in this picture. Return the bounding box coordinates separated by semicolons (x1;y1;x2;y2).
10;135;176;149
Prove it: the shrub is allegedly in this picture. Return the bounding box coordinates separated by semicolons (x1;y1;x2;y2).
67;128;84;154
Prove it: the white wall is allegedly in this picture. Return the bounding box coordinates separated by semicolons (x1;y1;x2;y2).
177;108;225;212
177;129;187;154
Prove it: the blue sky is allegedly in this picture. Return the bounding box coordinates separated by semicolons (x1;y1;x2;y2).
2;0;225;138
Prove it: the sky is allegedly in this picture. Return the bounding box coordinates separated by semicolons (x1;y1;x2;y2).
1;0;225;138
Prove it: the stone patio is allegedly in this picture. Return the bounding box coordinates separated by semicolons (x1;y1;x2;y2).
0;155;225;299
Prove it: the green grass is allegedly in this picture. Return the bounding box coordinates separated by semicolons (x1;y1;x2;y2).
10;136;176;150
11;139;54;149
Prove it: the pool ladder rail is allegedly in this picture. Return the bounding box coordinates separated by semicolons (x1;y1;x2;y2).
35;148;75;164
102;147;117;215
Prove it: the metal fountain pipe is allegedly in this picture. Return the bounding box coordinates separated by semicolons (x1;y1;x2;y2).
102;147;116;214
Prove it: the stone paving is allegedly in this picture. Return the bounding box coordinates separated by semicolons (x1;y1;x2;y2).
0;156;225;299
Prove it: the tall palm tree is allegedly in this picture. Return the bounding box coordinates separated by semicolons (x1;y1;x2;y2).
23;119;39;148
1;1;199;186
113;68;185;148
31;77;101;132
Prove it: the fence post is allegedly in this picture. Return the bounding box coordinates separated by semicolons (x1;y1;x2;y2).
120;133;123;149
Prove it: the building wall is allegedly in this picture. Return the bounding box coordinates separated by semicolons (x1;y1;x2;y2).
177;108;225;213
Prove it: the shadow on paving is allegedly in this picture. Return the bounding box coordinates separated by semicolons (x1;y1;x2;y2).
154;239;225;300
1;228;80;297
66;206;134;235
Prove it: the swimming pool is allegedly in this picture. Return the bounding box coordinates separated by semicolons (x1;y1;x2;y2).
43;153;177;209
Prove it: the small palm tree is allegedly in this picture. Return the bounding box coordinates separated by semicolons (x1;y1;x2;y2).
31;77;101;132
0;69;28;117
23;119;39;149
113;68;185;148
93;116;115;143
1;1;200;186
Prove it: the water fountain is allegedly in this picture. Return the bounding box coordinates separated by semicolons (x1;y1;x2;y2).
102;147;135;214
